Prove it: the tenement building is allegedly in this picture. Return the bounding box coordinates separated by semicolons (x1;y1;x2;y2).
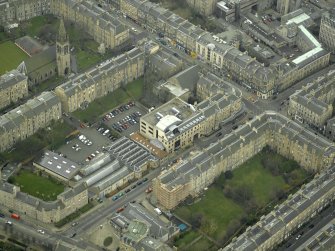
140;93;242;153
55;47;144;113
153;111;335;210
0;69;28;110
0;91;61;151
51;0;129;49
0;179;88;223
319;10;335;53
288;68;335;128
116;0;329;99
186;0;218;16
222;165;335;251
0;0;50;25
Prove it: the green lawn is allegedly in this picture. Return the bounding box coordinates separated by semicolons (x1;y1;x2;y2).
175;188;244;240
75;49;101;71
188;237;216;251
9;169;64;201
222;155;287;206
174;150;309;244
0;41;28;75
125;78;144;99
174;231;200;249
73;78;144;123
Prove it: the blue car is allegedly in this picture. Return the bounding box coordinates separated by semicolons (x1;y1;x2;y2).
112;196;118;201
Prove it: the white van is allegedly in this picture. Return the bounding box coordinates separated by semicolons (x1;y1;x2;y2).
103;129;110;136
154;208;162;215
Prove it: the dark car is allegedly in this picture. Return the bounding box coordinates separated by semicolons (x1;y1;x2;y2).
216;132;222;137
131;185;137;189
125;188;131;193
70;233;77;238
137;181;143;186
142;177;148;182
0;213;5;218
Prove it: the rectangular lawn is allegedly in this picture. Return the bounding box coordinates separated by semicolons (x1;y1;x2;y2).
0;41;28;75
10;169;64;201
174;150;309;244
175;188;245;240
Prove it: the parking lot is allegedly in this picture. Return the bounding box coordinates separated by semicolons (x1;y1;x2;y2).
101;101;147;137
58;127;111;165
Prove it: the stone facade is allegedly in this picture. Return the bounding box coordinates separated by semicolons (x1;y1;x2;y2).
288;68;335;128
0;0;51;25
117;0;329;99
222;166;335;251
0;91;61;151
0;69;28;110
186;0;218;16
51;0;129;49
319;11;335;53
56;19;71;77
0;181;88;223
55;47;144;113
153;111;335;210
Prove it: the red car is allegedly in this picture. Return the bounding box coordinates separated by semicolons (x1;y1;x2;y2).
116;207;124;213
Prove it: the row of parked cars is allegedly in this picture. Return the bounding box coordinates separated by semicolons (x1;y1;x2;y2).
78;134;92;146
111;177;148;201
112;111;142;133
85;150;100;162
97;127;117;141
102;102;135;122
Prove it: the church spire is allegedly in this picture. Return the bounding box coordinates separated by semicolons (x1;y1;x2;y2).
58;19;68;42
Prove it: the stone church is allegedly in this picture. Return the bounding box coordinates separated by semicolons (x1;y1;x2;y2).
23;19;71;85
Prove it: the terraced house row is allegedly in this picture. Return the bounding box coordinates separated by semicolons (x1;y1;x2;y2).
116;0;330;99
55;47;144;113
153;111;335;210
51;0;129;49
0;69;28;110
0;0;50;25
288;67;335;128
0;91;61;152
0;0;129;50
0;47;144;151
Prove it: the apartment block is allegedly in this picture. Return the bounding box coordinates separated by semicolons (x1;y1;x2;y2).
186;0;218;16
0;91;61;151
288;68;335;128
55;47;144;113
51;0;129;49
222;166;335;251
0;180;88;223
153;111;335;210
0;0;50;25
319;10;335;53
0;69;28;110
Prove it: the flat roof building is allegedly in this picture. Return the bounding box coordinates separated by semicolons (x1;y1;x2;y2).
34;151;79;182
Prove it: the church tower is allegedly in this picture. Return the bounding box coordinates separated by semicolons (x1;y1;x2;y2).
56;19;71;76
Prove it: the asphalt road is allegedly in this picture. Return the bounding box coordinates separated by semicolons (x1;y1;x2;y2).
277;202;335;251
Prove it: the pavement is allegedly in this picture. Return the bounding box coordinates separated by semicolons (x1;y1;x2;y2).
277;202;335;251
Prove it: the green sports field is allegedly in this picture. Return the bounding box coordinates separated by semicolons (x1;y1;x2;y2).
0;41;28;75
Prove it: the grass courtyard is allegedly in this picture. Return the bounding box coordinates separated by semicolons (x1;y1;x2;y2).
0;41;28;75
9;169;64;201
174;149;309;248
73;78;144;122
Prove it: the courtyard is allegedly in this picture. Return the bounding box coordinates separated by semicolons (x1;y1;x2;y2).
173;149;310;249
